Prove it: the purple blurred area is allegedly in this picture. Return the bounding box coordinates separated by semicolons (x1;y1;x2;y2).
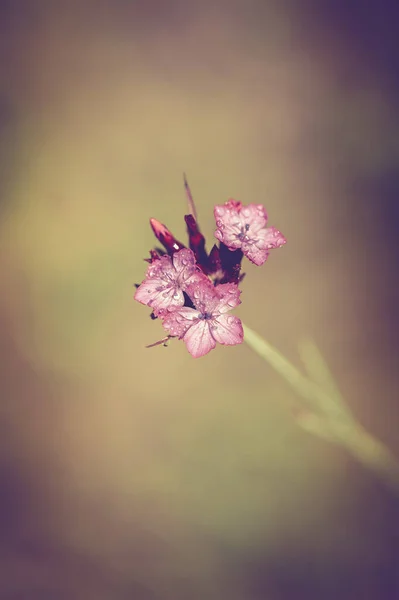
0;1;398;599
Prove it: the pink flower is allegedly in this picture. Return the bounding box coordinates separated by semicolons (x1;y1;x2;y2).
134;248;203;312
214;200;286;266
159;281;243;358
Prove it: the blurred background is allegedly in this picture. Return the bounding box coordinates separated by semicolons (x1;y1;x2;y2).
0;1;399;598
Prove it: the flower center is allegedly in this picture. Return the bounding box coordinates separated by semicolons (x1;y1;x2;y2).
198;311;213;320
236;223;250;241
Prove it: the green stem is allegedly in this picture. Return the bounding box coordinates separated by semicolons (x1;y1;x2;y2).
243;322;399;495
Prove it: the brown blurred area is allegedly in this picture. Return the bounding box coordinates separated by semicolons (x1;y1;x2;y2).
0;1;399;598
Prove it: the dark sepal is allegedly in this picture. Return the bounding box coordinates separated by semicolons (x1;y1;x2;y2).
207;244;222;274
219;243;243;284
184;214;209;273
144;248;164;264
182;291;196;309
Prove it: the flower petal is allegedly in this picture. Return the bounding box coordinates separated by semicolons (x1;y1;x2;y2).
214;283;242;313
214;201;267;248
183;320;216;358
210;314;244;346
134;277;184;310
214;199;285;266
172;248;205;287
242;226;286;266
240;203;267;233
135;249;205;312
160;307;200;338
259;226;287;249
185;278;220;314
172;247;197;274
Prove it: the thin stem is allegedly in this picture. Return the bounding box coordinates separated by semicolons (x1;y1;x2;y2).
242;322;399;495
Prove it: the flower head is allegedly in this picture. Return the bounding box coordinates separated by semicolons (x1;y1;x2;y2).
159;280;243;358
134;176;286;358
214;200;286;266
134;248;203;312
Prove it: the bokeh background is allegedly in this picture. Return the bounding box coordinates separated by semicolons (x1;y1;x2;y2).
1;1;399;598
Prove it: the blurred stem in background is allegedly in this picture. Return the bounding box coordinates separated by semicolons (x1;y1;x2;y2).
243;323;399;496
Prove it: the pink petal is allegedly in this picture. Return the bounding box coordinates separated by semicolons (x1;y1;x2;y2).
145;254;175;280
185;278;220;314
134;278;184;310
135;249;204;312
259;226;287;249
210;314;244;346
214;283;242;313
214;201;268;248
183;320;216;358
160;307;200;338
241;241;269;266
172;248;206;289
242;226;286;266
172;247;197;274
239;203;267;232
214;199;286;265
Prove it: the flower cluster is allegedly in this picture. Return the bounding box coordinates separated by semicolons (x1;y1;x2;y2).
134;177;286;358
